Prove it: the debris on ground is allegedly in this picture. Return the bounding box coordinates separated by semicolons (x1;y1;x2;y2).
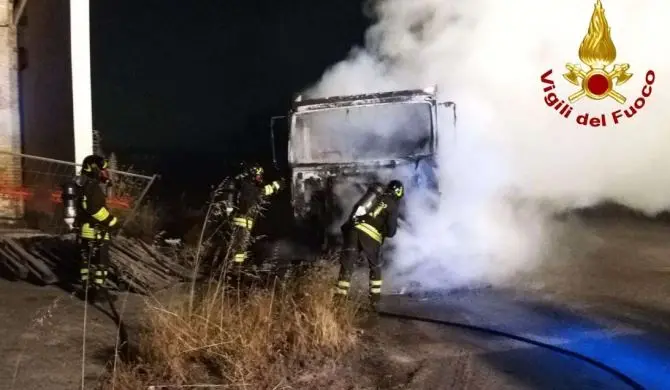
0;231;192;294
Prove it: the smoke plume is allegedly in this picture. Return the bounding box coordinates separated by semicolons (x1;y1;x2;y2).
305;0;670;290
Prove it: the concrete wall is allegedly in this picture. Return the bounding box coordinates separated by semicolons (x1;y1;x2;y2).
17;0;74;161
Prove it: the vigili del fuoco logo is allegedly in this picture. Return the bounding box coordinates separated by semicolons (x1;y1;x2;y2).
540;0;655;127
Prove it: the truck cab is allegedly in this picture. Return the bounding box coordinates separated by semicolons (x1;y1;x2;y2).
285;87;455;251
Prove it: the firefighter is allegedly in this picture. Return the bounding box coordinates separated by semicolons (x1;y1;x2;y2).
76;155;119;300
226;163;283;271
335;180;403;308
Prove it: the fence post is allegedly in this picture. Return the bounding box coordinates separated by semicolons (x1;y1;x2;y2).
119;174;159;234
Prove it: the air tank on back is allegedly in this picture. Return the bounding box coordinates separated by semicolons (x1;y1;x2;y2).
350;182;385;220
61;180;78;230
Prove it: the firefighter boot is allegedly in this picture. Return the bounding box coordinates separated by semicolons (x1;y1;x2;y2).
79;265;89;287
333;291;348;307
225;261;244;285
83;265;106;303
86;285;101;304
367;278;382;312
368;291;381;312
79;279;101;304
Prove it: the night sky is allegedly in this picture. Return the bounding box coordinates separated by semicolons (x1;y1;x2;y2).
90;0;368;187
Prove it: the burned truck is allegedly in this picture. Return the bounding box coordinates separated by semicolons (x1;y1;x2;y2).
285;87;456;251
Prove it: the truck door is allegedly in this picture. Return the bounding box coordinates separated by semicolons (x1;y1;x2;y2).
437;101;457;145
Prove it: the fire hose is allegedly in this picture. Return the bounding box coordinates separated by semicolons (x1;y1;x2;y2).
375;308;644;390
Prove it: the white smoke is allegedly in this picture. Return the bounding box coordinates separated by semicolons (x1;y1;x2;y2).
305;0;670;289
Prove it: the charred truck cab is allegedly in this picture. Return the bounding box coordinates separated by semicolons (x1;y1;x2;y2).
286;87;456;251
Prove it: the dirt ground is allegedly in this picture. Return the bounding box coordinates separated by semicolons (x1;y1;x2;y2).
2;212;670;389
0;283;146;390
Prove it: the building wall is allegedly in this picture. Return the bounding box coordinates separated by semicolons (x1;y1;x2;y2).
17;0;74;161
0;0;22;218
0;1;20;156
0;1;94;221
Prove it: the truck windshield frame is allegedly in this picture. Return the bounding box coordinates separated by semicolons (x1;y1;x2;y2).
288;100;435;165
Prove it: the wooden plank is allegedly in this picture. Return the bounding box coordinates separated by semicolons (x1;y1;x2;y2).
0;240;30;279
110;246;165;291
3;238;59;284
137;239;192;278
0;232;190;294
114;240;171;280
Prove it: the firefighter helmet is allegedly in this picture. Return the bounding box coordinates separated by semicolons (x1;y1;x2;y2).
247;163;264;182
81;155;110;183
387;180;404;198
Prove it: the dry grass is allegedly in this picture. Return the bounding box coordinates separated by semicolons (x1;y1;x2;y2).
118;201;163;241
103;262;360;389
101;178;362;389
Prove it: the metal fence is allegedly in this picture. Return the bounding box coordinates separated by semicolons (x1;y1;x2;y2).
0;150;158;234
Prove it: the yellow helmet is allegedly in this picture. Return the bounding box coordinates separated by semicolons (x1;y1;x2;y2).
247;163;264;181
387;180;404;198
81;155;110;183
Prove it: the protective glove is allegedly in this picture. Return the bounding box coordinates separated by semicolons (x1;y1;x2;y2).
106;220;121;237
268;179;283;193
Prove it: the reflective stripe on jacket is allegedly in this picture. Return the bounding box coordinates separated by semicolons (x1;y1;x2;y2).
354;222;382;243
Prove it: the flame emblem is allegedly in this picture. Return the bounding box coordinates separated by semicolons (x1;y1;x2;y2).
563;0;632;104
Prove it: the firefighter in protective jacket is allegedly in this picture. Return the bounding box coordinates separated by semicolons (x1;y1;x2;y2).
76;155;119;298
225;163;283;268
335;180;403;307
